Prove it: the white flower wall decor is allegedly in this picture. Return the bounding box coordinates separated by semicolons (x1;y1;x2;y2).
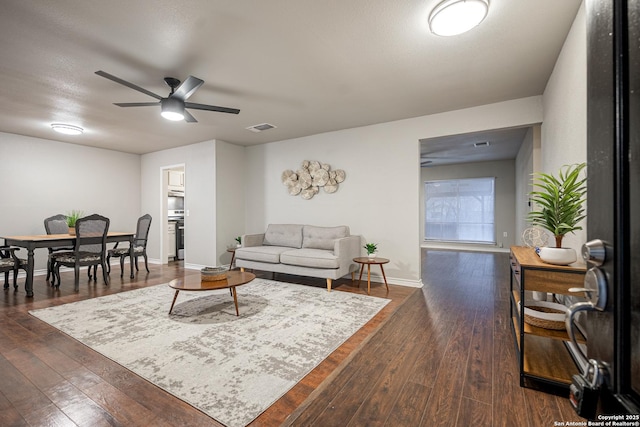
281;160;346;200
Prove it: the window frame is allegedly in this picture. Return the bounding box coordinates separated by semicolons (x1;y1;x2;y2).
424;176;496;244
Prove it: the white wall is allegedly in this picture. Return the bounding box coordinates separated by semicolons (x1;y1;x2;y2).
515;126;535;242
420;159;516;252
244;96;543;287
0;132;140;272
245;126;420;286
141;140;217;268
215;140;246;266
541;2;587;251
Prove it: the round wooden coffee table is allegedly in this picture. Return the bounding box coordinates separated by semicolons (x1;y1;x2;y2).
168;270;256;316
353;257;390;294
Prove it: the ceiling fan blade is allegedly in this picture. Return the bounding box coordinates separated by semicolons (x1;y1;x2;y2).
172;76;204;101
185;102;240;115
114;102;159;107
95;70;163;100
421;154;461;159
183;109;197;123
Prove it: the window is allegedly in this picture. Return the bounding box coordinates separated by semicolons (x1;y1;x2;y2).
425;177;495;243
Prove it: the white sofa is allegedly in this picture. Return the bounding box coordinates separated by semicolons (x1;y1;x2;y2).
235;224;361;291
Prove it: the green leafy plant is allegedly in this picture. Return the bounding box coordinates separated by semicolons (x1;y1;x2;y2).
363;243;378;255
66;210;84;227
527;163;586;248
235;236;242;245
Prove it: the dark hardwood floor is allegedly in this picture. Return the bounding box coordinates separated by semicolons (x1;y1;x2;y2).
0;250;583;426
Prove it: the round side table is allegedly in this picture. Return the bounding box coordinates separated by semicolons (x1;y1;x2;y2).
227;247;239;270
353;257;390;294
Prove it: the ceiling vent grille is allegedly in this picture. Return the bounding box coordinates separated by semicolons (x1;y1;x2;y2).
473;141;490;147
246;123;277;133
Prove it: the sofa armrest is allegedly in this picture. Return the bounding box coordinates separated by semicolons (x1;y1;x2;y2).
242;233;265;247
334;235;361;262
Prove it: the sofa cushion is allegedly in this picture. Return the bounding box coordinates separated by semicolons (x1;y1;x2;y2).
280;248;340;269
235;246;291;264
302;225;349;250
263;224;304;248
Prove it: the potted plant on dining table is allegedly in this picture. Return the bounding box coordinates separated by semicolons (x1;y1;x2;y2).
66;210;83;235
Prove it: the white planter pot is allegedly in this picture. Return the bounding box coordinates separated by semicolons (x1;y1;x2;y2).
367;253;377;259
538;247;577;265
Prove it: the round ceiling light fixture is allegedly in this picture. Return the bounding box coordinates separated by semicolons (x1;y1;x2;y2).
160;98;185;121
51;123;84;135
429;0;489;36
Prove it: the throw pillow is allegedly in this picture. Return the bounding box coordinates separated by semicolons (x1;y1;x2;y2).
302;225;349;250
263;224;304;248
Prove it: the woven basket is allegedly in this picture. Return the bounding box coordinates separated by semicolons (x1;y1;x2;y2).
201;267;227;282
523;301;568;330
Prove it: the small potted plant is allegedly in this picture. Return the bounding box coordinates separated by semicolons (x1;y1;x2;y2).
363;243;378;259
527;163;586;265
66;210;84;235
235;236;242;248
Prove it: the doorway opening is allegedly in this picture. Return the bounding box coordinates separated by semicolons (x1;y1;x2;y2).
419;125;536;253
161;164;185;265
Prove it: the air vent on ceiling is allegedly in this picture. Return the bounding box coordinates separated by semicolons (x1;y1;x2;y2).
246;123;277;133
473;141;490;148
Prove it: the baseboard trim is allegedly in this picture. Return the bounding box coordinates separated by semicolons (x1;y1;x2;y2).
357;274;423;288
11;262;422;289
421;243;510;253
13;259;149;279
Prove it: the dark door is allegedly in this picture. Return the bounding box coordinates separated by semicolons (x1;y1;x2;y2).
583;0;640;415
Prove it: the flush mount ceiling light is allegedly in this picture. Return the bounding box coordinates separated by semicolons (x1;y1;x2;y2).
429;0;489;36
160;98;185;121
51;123;83;135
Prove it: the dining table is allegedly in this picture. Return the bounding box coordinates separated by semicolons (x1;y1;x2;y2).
2;232;135;297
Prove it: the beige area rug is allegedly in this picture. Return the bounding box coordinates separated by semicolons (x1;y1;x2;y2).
29;279;389;427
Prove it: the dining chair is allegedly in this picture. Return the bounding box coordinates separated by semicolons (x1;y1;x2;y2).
52;214;110;290
107;214;152;277
43;214;75;283
0;246;27;290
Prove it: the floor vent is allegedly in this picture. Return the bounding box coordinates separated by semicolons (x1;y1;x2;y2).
246;123;277;133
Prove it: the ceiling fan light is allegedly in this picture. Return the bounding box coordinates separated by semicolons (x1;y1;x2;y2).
51;123;83;135
161;111;184;121
429;0;489;36
161;98;185;121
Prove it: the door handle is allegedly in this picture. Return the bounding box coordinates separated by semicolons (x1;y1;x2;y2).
568;267;607;311
566;301;596;369
565;240;609;369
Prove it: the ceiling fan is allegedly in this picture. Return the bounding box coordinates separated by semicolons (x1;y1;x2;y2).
420;153;462;166
95;70;240;123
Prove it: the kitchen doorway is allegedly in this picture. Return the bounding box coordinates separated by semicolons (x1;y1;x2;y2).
161;164;185;265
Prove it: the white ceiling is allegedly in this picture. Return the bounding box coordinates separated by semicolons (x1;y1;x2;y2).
420;126;530;167
0;0;581;155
